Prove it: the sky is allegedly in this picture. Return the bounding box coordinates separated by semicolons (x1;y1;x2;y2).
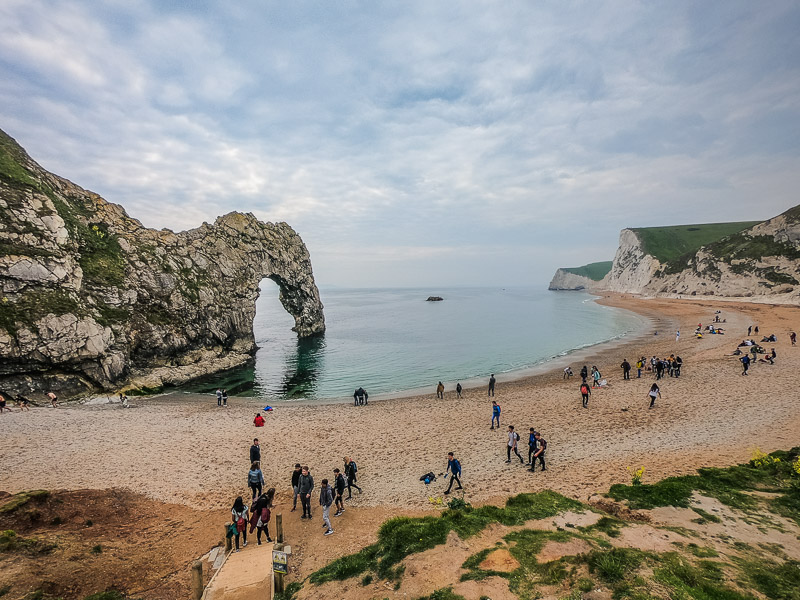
1;1;799;288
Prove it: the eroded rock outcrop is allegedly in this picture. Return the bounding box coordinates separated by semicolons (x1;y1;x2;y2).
548;269;596;291
0;129;325;398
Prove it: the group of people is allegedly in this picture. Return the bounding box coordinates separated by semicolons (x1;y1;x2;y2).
0;392;31;413
215;388;229;407
232;441;364;547
504;425;548;471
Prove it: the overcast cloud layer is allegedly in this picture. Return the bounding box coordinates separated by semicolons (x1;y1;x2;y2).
2;1;799;287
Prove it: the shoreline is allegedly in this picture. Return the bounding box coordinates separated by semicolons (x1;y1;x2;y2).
2;293;799;515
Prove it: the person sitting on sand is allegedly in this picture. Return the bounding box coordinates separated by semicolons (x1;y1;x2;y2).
253;413;265;427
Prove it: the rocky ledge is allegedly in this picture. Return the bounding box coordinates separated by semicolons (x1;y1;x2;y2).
0;128;325;399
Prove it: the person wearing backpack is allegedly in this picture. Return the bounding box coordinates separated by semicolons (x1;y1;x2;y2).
344;456;362;497
506;425;523;464
530;433;547;472
444;452;462;494
319;479;334;536
249;488;274;544
580;382;591;408
231;496;249;552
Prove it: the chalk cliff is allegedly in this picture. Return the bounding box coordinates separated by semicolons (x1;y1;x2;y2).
0;129;325;398
547;269;597;291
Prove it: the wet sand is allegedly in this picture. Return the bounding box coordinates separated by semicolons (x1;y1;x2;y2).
2;294;798;512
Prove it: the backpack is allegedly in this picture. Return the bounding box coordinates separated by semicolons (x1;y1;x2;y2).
351;461;358;473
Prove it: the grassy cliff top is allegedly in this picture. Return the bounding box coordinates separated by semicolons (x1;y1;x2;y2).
632;221;761;264
562;261;613;281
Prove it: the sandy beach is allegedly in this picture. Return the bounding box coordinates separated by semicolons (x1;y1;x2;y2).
2;295;798;513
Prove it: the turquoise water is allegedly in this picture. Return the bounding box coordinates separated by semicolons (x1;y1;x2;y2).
184;286;646;401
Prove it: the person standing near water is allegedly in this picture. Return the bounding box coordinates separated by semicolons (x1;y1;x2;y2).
647;383;661;408
436;381;445;399
488;374;496;396
216;388;223;407
506;425;523;464
456;382;463;398
491;400;501;429
222;389;228;407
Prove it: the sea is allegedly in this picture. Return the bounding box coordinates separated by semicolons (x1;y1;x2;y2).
181;285;648;403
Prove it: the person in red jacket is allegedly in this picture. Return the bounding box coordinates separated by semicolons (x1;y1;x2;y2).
254;413;265;427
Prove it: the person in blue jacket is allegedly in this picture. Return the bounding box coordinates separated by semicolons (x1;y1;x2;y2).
490;400;501;429
444;452;462;494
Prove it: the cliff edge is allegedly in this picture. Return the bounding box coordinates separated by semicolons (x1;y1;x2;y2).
0;129;325;398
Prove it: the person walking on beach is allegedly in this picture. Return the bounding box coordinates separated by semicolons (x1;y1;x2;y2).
636;357;644;378
47;391;58;408
333;468;346;516
491;400;501;429
506;425;524;464
488;374;496;397
436;381;445;399
580;382;591;408
621;359;631;380
319;479;334;536
676;330;680;343
527;427;538;464
298;466;314;519
592;366;602;388
740;354;751;376
456;382;463;398
563;366;573;379
790;331;796;346
250;439;261;466
231;496;249;551
444;452;463;494
674;355;683;377
647;383;661;409
290;463;302;512
755;325;759;335
580;365;588;384
216;388;223;407
530;432;547;472
247;462;264;502
344;457;361;497
748;325;752;336
655;359;665;380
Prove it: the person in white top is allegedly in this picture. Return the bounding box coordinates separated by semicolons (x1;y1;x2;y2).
505;425;524;464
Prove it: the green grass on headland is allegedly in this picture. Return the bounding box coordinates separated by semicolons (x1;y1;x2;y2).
632;221;761;264
562;261;613;281
309;490;582;584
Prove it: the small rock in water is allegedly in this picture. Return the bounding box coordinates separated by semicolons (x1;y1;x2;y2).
426;296;444;301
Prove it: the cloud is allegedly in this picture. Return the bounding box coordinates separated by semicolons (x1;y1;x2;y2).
1;0;799;287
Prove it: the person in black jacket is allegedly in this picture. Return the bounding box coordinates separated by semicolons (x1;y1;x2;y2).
290;463;302;512
530;433;547;472
333;468;346;516
344;456;362;497
250;439;261;466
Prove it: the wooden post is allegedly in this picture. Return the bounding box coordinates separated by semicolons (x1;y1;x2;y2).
224;525;232;552
274;513;285;594
191;560;203;600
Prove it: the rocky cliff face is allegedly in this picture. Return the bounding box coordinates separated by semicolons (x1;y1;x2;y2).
603;228;663;294
0;129;325;399
547;269;597;291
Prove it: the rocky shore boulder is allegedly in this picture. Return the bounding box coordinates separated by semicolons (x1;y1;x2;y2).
0;128;325;399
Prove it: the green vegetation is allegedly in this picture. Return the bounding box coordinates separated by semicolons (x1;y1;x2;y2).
692;507;723;524
0;290;80;335
94;304;131;327
653;553;750;600
586;515;625;538
309;490;582;584
0;129;38;189
0;530;56;555
273;582;302;600
562;261;613;281
587;547;648;583
78;222;126;287
633;221;760;264
687;543;719;558
415;588;465;600
739;558;800;600
90;544;103;554
0;490;50;514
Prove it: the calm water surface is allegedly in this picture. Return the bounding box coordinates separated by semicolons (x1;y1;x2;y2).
183;285;646;401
